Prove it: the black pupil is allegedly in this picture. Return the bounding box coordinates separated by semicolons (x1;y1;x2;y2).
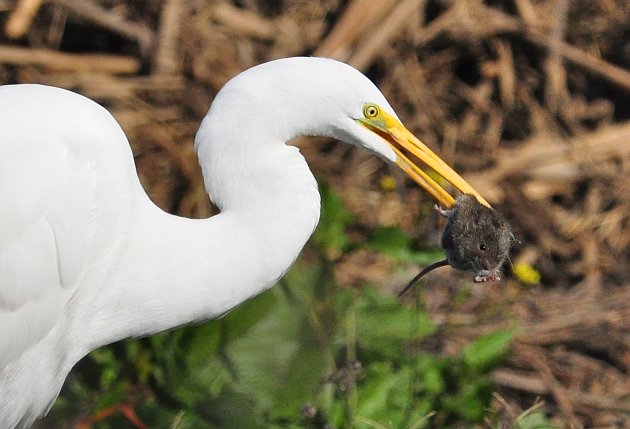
480;243;487;251
369;108;376;116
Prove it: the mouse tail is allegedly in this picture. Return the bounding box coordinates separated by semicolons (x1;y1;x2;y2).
398;259;450;297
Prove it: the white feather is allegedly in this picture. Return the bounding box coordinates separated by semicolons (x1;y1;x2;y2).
0;57;403;428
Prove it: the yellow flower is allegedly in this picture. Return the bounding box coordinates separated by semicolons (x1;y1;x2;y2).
380;175;396;192
513;262;541;285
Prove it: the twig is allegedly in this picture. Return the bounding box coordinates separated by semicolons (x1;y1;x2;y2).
0;1;13;12
543;0;569;113
154;0;183;75
481;4;630;94
314;0;397;61
349;0;425;71
513;0;538;26
522;348;580;427
4;0;43;39
519;308;630;345
424;3;630;94
493;367;630;412
492;369;548;395
51;0;153;54
0;45;140;74
46;4;68;49
211;2;276;41
525;26;630;93
492;39;516;109
141;123;198;184
417;0;519;45
465;121;630;203
32;74;184;101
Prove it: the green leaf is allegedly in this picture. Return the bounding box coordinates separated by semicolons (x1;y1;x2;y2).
366;226;444;264
463;330;513;371
312;180;355;258
223;289;302;411
221;287;279;343
453;378;493;421
355;362;409;427
269;330;330;419
366;227;411;253
422;363;445;396
189;386;268;429
348;288;436;358
517;411;560;429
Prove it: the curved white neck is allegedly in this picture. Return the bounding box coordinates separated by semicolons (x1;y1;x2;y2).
77;141;319;353
73;56;375;356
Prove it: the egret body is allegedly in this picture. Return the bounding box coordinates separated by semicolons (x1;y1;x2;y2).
0;57;485;428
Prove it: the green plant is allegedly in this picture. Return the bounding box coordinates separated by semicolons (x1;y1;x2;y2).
46;181;526;429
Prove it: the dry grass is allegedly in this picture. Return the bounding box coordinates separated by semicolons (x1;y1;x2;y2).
2;0;629;427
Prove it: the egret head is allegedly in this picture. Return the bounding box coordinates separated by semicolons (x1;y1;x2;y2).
201;57;488;208
304;58;489;209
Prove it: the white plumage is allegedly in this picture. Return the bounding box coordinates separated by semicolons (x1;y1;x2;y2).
0;57;483;428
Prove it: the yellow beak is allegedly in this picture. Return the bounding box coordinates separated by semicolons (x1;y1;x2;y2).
359;111;490;208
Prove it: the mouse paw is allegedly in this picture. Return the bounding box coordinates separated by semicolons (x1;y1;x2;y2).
434;204;451;218
474;273;500;283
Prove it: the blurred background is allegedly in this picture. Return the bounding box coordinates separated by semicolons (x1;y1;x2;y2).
1;0;629;428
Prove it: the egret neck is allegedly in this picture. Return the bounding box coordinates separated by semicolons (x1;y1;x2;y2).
80;141;320;353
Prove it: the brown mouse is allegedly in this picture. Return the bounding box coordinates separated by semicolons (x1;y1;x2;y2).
399;195;515;297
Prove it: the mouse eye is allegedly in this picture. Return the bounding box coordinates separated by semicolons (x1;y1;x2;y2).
479;243;487;251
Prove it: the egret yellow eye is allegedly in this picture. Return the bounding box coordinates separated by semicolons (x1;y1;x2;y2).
363;104;379;118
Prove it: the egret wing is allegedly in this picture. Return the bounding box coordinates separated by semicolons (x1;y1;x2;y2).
0;94;97;367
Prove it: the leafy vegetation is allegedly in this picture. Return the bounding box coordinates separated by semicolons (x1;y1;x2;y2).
45;182;553;429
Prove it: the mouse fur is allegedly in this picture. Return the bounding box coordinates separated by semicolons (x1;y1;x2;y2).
438;194;513;282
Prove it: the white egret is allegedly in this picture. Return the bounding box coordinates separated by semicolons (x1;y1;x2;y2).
0;57;487;428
